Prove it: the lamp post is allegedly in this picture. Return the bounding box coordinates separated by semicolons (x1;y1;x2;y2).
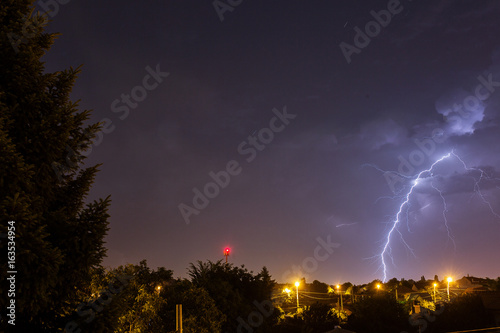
447;277;452;301
336;284;343;321
376;284;380;294
295;281;300;310
433;283;437;303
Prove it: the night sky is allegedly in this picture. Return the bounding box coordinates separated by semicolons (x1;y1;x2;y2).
42;0;500;284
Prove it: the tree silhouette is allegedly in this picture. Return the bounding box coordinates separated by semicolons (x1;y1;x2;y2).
302;302;338;332
311;280;329;293
162;279;226;333
188;260;278;332
346;293;410;333
426;294;495;332
0;1;110;330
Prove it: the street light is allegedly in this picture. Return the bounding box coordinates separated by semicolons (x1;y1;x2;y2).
447;277;452;301
283;288;291;297
336;284;343;321
376;284;380;293
156;285;161;294
295;281;300;310
433;283;437;303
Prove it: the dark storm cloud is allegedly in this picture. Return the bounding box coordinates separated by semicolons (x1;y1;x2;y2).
432;49;500;139
392;0;500;43
41;0;500;284
358;118;409;150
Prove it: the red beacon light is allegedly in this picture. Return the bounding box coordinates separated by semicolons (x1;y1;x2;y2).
223;247;230;263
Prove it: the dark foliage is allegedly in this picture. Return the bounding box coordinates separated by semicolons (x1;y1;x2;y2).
302;302;338;332
425;294;495;332
0;1;109;330
346;293;410;333
188;260;278;332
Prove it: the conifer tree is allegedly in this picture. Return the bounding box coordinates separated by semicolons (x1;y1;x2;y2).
0;1;110;330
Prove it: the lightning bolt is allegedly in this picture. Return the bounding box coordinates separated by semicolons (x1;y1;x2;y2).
430;181;456;250
452;151;500;219
380;153;451;282
374;151;500;282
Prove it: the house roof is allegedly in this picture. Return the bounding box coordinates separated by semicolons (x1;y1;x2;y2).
398;285;414;294
406;292;432;302
456;276;490;286
465;286;491;293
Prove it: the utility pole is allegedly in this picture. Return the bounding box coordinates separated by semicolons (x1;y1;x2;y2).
447;277;452;301
295;281;300;310
176;304;182;333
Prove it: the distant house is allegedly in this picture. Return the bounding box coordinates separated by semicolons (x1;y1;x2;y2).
397;285;415;300
455;275;490;289
406;292;432;302
406;292;433;314
464;286;491;294
414;280;429;291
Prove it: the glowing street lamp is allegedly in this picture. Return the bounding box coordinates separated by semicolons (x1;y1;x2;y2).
447;277;452;301
156;285;161;294
295;281;300;310
376;284;380;293
283;288;291;297
223;247;230;263
433;283;437;303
